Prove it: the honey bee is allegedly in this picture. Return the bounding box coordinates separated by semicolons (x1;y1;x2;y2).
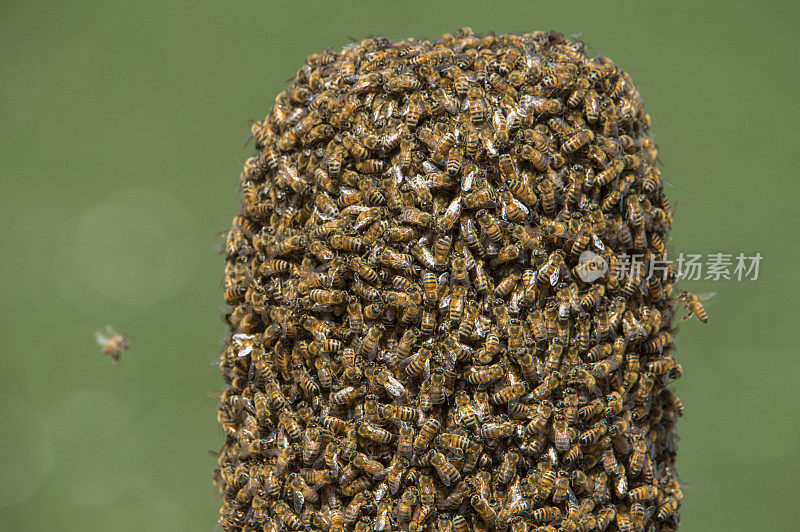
471;494;497;527
445;146;465;176
657;496;680;521
531;373;560;401
679;290;713;323
445;285;466;324
580;284;605;311
395;138;414;170
412;417;440;455
398;207;432;228
628;434;648;476
465;86;489;124
403;93;426;130
394;422;415;459
488;71;516;97
331;385;365;406
561;129;592;154
497;451;520;484
530;505;561;524
433;234;452;271
488;383;526;406
96;326;129;363
497;189;528;223
464;186;497;210
272;500;303;529
357;420;394;445
628;484;658;502
224;283;247;305
436;196;463;234
358;325;383;358
580;419;608;445
395;488;418;524
630;372;655;403
536;251;564;286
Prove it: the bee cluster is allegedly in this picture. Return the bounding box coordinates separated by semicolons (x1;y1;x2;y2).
216;28;687;532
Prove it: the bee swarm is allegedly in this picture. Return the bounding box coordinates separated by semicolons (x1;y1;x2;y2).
216;29;685;532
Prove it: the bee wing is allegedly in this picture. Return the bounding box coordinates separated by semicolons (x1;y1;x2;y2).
292;490;305;513
644;504;657;521
592;233;606;250
444;95;459;115
492;109;504;131
462;167;476;192
383;376;406;398
397;353;417;370
330;453;340;477
389;163;403;185
615;471;628;496
95;330;110;346
311;451;326;470
512;196;529;215
471;401;487;420
375;510;388;531
695;292;717;302
373;466;390;481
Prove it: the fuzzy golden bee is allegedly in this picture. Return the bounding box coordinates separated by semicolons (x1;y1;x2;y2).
96;326;129;363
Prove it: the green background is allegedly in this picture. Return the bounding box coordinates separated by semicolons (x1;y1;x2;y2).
1;1;797;530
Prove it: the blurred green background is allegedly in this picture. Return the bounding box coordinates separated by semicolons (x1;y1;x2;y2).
1;1;797;530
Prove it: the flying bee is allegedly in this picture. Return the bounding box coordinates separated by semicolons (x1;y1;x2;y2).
96;326;129;363
679;290;713;323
